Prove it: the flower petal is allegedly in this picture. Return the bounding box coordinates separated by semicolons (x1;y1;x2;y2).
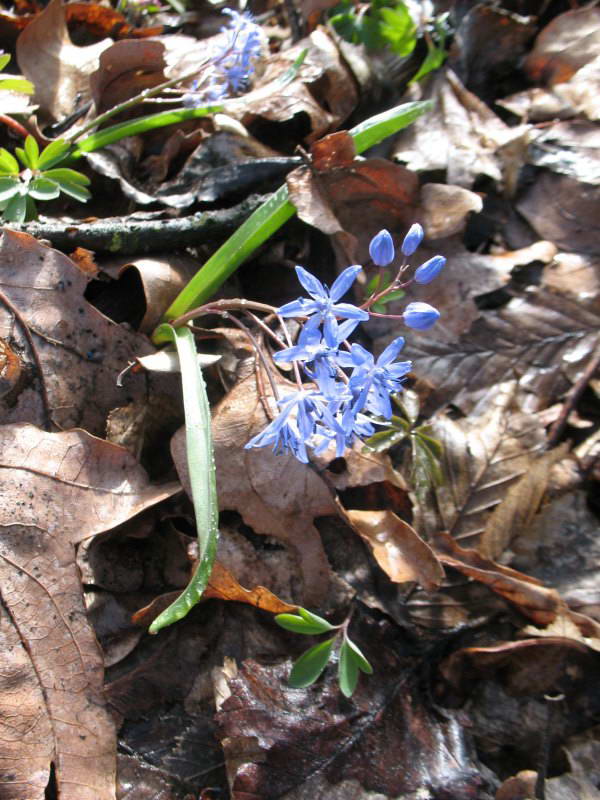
295;265;326;300
377;336;405;366
329;264;362;302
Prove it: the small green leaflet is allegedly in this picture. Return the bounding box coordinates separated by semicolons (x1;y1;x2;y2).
338;636;373;697
275;607;336;635
289;638;335;688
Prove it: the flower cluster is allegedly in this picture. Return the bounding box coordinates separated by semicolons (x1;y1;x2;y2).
245;226;446;463
184;8;263;105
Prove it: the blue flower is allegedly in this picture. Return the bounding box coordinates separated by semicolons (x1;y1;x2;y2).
403;302;440;330
278;265;368;343
369;229;395;267
414;255;446;284
245;390;325;463
219;9;263;93
339;336;411;419
401;223;424;256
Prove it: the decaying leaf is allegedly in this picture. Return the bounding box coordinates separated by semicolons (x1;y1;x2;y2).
215;612;492;799
0;230;181;435
412;388;546;548
204;562;298;613
16;0;111;121
0;423;179;799
344;508;444;590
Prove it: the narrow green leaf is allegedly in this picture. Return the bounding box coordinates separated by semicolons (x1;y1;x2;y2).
378;287;405;304
275;613;332;635
289;638;335;688
362;428;407;453
0;148;19;175
414;429;443;459
28;177;60;201
42;167;90;185
149;325;219;634
0;53;10;71
37;139;71;170
24;136;39;169
71;106;222;157
338;639;359;697
0;177;21;202
154;100;433;337
3;193;27;222
345;636;373;674
15;147;29;168
53;180;91;203
0;77;34;94
298;607;336;630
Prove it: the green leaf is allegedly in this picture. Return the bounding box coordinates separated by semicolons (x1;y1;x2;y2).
275;612;334;635
0;176;21;202
414;429;443;459
71;106;222;157
2;192;27;222
379;287;405;304
345;636;373;674
378;3;417;56
0;77;34;94
363;428;407;453
15;147;29;168
53;179;91;203
42;167;90;185
149;325;219;634
0;148;19;175
298;607;336;629
24;135;39;169
338;639;359;697
37;139;71;170
289;638;335;688
0;53;10;71
28;177;60;201
154;100;433;339
371;301;387;314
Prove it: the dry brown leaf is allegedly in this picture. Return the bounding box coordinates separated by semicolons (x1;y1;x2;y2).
89;39;167;113
524;7;600;86
392;68;530;190
344;508;444;591
171;371;337;606
420;183;483;239
16;0;111;121
0;229;181;435
412;388;546;549
0;423;179;799
478;444;569;560
203;561;297;613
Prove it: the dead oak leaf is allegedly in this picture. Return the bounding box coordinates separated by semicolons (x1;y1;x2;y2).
0;229;180;435
0;423;179;800
16;0;112;122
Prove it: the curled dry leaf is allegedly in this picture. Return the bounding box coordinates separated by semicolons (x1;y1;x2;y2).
89;39;167;113
203;561;298;613
0;230;181;435
16;0;112;121
344;508;444;591
0;423;179;799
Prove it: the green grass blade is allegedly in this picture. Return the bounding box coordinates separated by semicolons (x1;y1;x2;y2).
155;99;433;336
71;106;223;158
149;325;219;634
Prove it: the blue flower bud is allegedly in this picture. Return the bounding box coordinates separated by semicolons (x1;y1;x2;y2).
401;223;424;256
403;302;440;330
369;229;395;267
414;255;446;285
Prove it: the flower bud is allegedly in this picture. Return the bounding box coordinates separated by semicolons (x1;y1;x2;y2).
369;229;395;267
414;255;446;285
403;302;440;330
401;223;424;256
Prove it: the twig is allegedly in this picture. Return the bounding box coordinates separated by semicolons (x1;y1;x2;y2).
547;344;600;447
5;194;267;254
0;114;29;140
0;289;54;431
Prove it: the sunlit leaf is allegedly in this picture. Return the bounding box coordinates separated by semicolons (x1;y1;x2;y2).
0;77;35;94
52;180;91;202
0;148;19;175
24;136;39;170
28;177;60;201
345;636;373;674
276;613;332;635
37;139;71;170
289;638;335;688
3;193;27;222
42;167;90;185
0;177;20;202
0;53;10;71
15;146;29;169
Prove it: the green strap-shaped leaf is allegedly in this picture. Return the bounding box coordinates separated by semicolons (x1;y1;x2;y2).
37;139;71;170
0;177;21;202
155;100;433;336
24;136;39;169
0;148;20;176
276;607;336;635
148;325;219;634
289;638;335;688
0;77;34;94
28;177;60;201
338;638;359;697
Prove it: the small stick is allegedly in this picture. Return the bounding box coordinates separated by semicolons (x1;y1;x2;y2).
547;344;600;447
